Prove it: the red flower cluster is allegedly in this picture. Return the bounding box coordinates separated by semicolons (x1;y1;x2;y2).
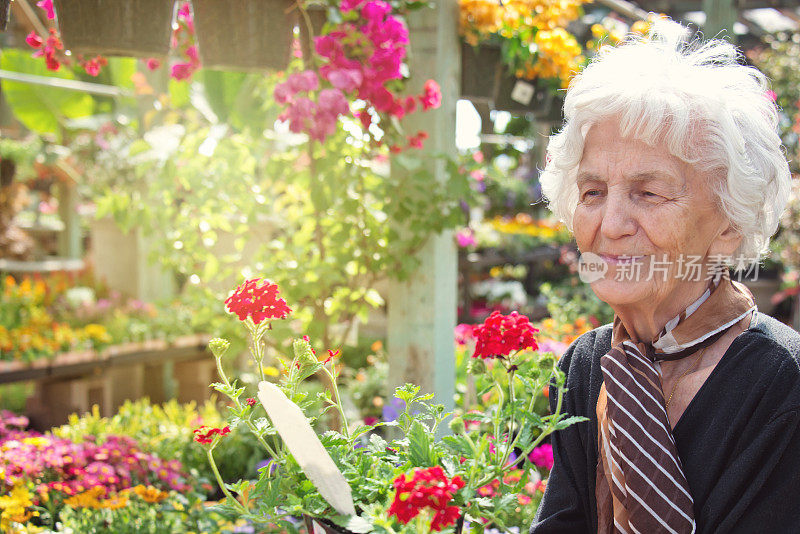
245;397;257;407
224;278;292;325
27;29;63;71
25;1;109;76
387;466;464;531
472;311;539;360
193;425;231;444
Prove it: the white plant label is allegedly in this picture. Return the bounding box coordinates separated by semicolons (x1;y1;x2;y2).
510;80;535;105
257;381;356;517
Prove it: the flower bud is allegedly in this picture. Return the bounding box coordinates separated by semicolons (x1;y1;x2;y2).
448;416;464;433
208;338;231;358
466;358;486;375
292;336;317;364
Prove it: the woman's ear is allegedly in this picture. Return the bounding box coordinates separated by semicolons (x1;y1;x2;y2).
710;223;743;258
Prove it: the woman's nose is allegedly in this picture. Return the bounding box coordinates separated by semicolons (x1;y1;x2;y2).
599;193;637;239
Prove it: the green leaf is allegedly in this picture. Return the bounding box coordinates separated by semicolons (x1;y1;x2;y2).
408;420;436;466
0;48;94;136
441;435;474;457
552;415;589;431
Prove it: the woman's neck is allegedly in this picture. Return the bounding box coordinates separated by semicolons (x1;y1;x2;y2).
612;283;710;343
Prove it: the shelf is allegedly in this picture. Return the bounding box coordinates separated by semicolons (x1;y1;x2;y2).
0;257;84;273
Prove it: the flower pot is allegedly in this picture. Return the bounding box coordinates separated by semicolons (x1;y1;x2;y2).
303;515;356;534
192;0;295;71
460;41;502;103
302;513;466;533
53;0;176;59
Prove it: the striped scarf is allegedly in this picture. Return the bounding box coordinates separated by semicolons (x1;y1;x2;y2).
595;273;756;534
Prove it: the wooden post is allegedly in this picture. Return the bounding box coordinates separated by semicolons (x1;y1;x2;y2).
386;1;459;431
702;0;737;43
57;181;81;259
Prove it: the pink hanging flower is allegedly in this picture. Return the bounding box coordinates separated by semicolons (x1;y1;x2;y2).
340;0;366;12
361;1;392;24
170;62;195;81
82;56;107;76
326;68;363;92
287;70;320;93
145;58;161;71
420;79;442;110
36;0;54;19
25;31;43;48
318;88;349;116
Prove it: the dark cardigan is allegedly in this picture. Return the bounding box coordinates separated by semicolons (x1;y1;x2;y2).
530;313;800;534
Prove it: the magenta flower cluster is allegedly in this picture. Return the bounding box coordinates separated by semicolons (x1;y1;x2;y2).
274;0;442;146
0;411;191;499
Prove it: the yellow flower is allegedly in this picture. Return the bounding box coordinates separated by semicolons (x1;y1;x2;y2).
100;494;129;509
262;365;280;377
63;486;106;509
131;485;169;503
83;324;112;343
20;437;49;449
0;483;35;525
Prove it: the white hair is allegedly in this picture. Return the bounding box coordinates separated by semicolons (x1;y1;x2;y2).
540;18;791;264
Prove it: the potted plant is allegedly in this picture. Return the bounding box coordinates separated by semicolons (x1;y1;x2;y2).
53;0;176;59
195;278;585;532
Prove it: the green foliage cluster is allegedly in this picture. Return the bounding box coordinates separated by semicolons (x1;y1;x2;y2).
75;72;474;350
204;314;585;533
43;491;236;534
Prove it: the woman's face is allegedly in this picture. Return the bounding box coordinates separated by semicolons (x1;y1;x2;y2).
573;120;740;314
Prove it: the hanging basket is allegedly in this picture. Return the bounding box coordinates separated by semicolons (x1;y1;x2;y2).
460;41;502;103
192;0;295;71
53;0;176;59
0;0;11;32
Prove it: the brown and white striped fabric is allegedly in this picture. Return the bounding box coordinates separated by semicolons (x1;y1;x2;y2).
595;274;756;534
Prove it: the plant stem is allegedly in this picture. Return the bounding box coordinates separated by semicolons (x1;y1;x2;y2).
324;366;350;440
207;447;248;514
499;369;517;469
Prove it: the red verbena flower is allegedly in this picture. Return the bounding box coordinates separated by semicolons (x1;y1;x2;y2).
245;398;257;407
472;311;539;360
193;425;231;444
224;278;292;325
388;466;464;531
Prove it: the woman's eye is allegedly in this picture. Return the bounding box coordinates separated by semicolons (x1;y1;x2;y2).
642;191;661;199
582;189;601;198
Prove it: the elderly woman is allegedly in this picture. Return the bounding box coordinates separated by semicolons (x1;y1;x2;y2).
530;20;800;534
